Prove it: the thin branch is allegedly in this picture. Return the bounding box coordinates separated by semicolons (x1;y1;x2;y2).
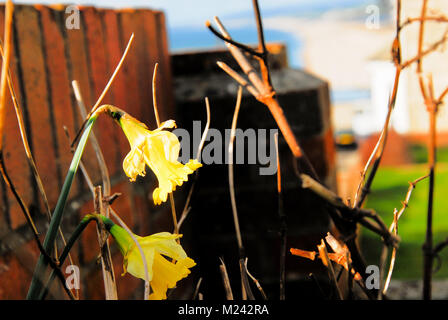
301;174;400;247
353;0;404;208
274;132;286;300
228;86;254;300
192;277;203;300
219;257;234;300
71;33;134;148
216;61;260;97
353;68;401;208
317;239;343;300
110;207;151;300
400;30;448;70
205;21;262;58
72;80;111;196
151;64;179;237
178;97;210;231
210;16;318;172
401;15;448;28
244;258;267;300
382;208;399;297
0;0;13;151
71;81;117;300
67;123;150;300
152;63;161;127
251;0;272;87
196;97;211;161
433;237;448;255
229;86;244;251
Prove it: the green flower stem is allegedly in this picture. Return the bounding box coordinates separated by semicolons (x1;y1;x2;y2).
39;214;115;300
27;115;98;299
39;214;96;299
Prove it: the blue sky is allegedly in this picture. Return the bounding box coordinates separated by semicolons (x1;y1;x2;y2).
14;0;372;27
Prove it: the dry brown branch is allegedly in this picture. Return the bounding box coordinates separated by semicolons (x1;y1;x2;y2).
67;120;150;300
71;81;117;300
381;175;428;297
410;0;444;300
71;33;134;148
274;132;286;300
317;239;343;300
110;207;151;300
72;81;111;197
152;62;161;127
219;258;234;300
401;15;448;28
228;86;254;300
0;2;76;300
400;31;448;70
216;61;260;97
208;16;312;166
0;0;13;150
300;174;400;247
244;258;267;300
192;277;203;300
178;97;210;231
229;86;244;252
353;0;404;209
151;64;179;237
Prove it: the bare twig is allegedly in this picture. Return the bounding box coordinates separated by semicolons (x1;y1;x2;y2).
244;258;267;300
400;30;448;70
228;86;254;300
152;63;161;127
0;0;13;150
301;174;399;247
401;15;448;28
71;81;117;300
216;61;260;97
71;33;134;148
192;277;203;300
251;0;272;87
151;64;179;237
110;207;151;300
274;132;286;300
210;16;309;164
317;239;343;300
353;0;404;209
382;175;429;297
178;97;210;231
205;22;262;58
67;122;150;300
229;86;244;252
72;81;111;197
219;258;234;300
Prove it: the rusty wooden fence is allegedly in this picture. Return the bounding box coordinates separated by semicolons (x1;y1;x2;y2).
0;4;176;299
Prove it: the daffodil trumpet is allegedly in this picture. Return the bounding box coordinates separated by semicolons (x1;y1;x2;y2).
106;106;202;205
27;106;112;299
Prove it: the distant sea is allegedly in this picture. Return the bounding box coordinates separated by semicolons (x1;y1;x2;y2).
169;27;303;67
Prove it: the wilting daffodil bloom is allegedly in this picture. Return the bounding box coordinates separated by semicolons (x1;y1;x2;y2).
107;107;201;205
100;215;196;300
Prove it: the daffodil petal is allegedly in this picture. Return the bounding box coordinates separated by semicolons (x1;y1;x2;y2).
140;232;187;261
125;245;155;282
117;111;202;205
149;253;196;300
123;147;146;181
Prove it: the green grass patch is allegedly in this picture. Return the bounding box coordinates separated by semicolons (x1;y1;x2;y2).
362;164;448;279
409;144;448;164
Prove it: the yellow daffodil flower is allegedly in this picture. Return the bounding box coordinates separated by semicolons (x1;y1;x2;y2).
108;107;202;205
100;215;196;300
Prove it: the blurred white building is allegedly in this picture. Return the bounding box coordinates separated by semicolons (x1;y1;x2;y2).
353;49;409;136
